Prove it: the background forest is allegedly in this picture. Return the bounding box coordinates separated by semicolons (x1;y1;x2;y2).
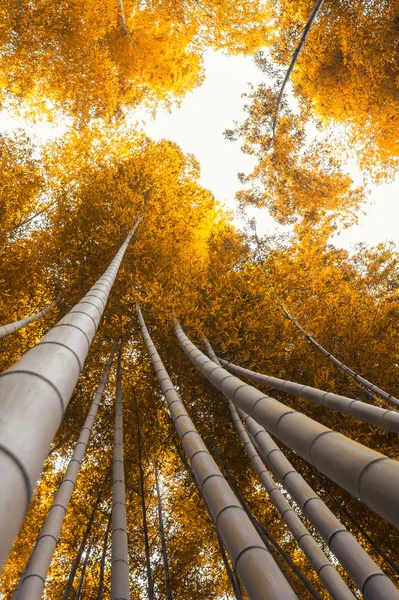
1;0;399;598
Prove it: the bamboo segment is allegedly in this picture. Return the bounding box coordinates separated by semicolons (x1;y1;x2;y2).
111;347;130;600
13;345;116;600
0;297;60;339
0;215;143;571
218;358;399;434
155;466;173;600
243;412;399;600
174;325;399;531
137;306;298;600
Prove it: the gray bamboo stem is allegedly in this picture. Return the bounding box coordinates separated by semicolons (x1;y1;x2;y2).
97;512;112;600
275;297;399;408
14;344;116;599
218;357;399;434
0;215;143;570
272;0;325;137
0;297;60;339
61;483;104;600
137;305;298;600
175;326;399;600
111;345;130;600
155;466;173;600
135;394;155;600
245;412;397;600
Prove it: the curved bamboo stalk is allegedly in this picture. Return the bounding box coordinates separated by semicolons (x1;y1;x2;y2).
175;325;399;529
272;0;325;137
276;297;399;408
0;215;143;571
176;326;399;599
137;306;298;600
244;411;398;600
13;345;116;599
217;358;399;434
0;297;60;340
111;345;130;600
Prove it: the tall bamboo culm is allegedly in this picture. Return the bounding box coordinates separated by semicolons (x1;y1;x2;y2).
155;466;173;600
0;297;61;339
0;215;142;570
137;306;298;600
175;327;399;600
218;358;399;434
174;325;399;528
204;341;354;600
13;344;116;599
111;345;130;600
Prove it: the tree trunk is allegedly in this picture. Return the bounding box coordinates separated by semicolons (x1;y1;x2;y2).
61;482;104;600
155;465;173;600
137;305;297;600
97;512;112;600
14;344;116;600
0;215;143;569
111;344;130;600
75;542;92;600
218;357;399;435
135;393;155;600
0;297;60;339
175;325;399;600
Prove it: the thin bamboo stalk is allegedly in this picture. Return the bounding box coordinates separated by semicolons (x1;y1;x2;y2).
175;327;399;600
155;466;173;600
0;297;60;339
97;513;112;600
218;357;399;434
75;541;92;600
137;305;298;600
13;345;116;599
245;412;397;600
111;345;130;600
0;215;143;569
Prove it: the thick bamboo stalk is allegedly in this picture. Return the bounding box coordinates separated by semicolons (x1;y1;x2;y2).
137;305;298;600
61;485;103;600
13;345;116;600
111;346;130;600
175;325;399;531
0;215;143;570
155;466;173;600
275;298;399;408
97;513;112;600
172;438;243;600
243;411;398;600
135;394;155;600
218;358;399;434
0;297;60;339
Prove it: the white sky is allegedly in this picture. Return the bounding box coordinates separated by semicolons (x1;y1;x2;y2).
2;49;398;251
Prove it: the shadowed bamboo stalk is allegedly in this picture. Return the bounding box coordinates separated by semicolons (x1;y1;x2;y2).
0;297;60;339
155;465;173;600
0;215;143;570
137;305;298;600
175;325;399;529
75;541;92;600
97;512;112;600
13;344;116;600
271;0;325;137
243;411;398;600
217;357;399;433
111;345;130;600
275;297;399;408
175;327;399;599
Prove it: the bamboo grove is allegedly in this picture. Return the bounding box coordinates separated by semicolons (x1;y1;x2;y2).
1;0;399;598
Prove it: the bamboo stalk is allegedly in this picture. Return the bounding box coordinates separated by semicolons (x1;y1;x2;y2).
0;297;60;339
0;215;143;570
155;465;173;600
97;512;112;600
13;345;116;599
138;305;298;600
